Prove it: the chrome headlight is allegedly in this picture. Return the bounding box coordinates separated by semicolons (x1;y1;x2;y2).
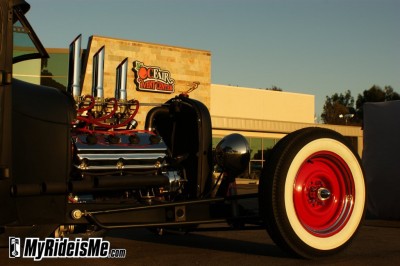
215;133;250;176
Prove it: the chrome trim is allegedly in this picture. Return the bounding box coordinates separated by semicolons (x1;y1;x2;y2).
74;164;165;171
76;153;167;161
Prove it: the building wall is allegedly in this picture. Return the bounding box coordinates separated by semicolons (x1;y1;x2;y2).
210;84;315;123
211;117;363;155
81;35;211;128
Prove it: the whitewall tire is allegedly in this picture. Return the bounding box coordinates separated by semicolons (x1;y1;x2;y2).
259;127;366;258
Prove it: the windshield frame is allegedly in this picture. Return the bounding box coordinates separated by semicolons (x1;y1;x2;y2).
12;7;49;64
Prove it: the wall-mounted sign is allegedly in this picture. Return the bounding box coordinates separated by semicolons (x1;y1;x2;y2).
132;61;175;93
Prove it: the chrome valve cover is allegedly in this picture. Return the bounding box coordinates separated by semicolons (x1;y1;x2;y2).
72;132;168;172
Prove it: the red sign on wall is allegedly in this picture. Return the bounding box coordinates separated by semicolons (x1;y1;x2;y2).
132;61;175;93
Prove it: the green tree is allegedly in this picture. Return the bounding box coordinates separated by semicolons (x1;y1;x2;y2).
321;90;357;125
264;86;282;91
384;86;400;101
356;85;400;120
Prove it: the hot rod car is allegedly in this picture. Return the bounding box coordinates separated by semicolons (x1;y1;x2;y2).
0;0;366;258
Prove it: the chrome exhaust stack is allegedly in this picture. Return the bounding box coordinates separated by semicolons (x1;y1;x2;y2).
92;46;105;99
114;58;130;123
114;58;138;129
70;46;138;129
67;34;82;101
115;58;128;102
91;46;105;117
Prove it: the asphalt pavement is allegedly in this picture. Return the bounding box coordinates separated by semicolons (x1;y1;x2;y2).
1;183;399;265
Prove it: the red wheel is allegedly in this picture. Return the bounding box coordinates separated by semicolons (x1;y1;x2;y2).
259;128;365;258
293;151;355;237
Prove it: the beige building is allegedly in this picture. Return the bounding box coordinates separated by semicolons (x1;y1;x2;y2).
13;35;363;178
210;84;362;153
211;84;315;123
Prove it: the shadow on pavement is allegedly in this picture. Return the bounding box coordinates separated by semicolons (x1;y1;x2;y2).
107;227;290;259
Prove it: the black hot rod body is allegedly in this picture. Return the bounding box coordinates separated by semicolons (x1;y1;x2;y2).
0;0;366;258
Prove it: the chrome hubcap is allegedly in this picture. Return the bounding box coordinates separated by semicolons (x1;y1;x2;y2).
317;187;331;201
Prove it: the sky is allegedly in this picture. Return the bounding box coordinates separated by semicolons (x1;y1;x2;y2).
26;0;400;120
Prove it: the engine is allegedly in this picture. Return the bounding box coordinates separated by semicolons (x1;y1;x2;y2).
71;129;186;204
68;40;186;205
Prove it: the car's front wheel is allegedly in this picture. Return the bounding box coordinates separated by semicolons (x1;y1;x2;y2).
259;127;366;258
